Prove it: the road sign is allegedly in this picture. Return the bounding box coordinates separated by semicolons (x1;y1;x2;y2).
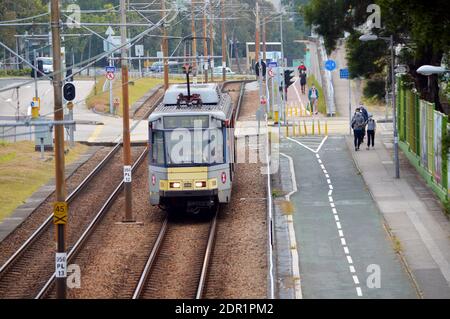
340;68;349;79
135;44;144;57
53;201;68;225
106;66;116;73
106;72;115;80
124;166;132;183
105;26;115;36
103;35;131;53
268;61;278;68
325;59;337;71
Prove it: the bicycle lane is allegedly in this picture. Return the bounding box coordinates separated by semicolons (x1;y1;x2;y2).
279;135;417;298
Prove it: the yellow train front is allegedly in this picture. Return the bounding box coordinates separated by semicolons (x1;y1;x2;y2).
148;83;235;213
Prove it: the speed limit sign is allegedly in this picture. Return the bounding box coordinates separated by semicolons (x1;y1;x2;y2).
106;72;115;80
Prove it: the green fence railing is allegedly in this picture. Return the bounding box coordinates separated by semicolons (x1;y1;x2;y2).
397;79;448;204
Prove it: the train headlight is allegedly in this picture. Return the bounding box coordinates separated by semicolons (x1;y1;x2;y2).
221;172;227;184
195;181;206;188
170;182;181;189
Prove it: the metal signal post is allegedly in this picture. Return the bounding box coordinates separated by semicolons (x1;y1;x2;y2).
221;0;226;82
162;0;169;90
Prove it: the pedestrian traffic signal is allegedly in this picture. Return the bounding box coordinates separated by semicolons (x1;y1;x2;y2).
63;83;76;101
255;61;266;77
284;70;295;88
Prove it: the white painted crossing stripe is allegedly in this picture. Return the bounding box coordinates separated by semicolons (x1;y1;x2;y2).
356;287;363;296
328;190;333;196
329;196;334;202
330;203;335;208
320;164;326;170
353;275;360;285
334;215;340;221
332;208;338;214
343;246;349;254
316;154;320;159
347;255;353;264
323;170;328;174
338;230;344;237
327;179;331;184
341;238;347;246
349;265;356;273
329;185;333;190
336;222;342;229
318;159;322;164
325;174;330;178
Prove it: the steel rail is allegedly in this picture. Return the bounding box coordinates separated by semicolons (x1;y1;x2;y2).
35;147;148;299
195;207;219;299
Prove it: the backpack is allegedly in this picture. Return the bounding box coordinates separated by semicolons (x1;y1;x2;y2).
354;113;365;129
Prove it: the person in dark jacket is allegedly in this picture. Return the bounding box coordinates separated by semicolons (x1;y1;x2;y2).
359;103;369;142
366;114;376;149
351;108;365;151
299;70;307;94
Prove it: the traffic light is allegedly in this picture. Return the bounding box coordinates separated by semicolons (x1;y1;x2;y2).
284;70;295;88
63;83;76;101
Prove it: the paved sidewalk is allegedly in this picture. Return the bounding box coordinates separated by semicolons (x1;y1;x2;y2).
347;129;450;298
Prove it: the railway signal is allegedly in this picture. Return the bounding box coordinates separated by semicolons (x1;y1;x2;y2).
63;82;76;101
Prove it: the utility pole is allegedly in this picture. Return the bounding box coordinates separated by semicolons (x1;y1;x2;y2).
209;4;214;82
50;0;67;299
191;1;197;74
120;0;134;222
221;0;226;82
203;0;208;83
33;49;38;99
255;0;260;75
162;0;169;90
262;17;267;62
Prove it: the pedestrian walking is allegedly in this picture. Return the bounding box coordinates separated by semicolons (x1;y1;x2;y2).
298;61;307;74
359;102;369;142
366;114;376;149
308;84;319;114
300;70;307;94
351;108;365;151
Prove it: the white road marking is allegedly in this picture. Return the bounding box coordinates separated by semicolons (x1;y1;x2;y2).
327;179;331;184
280;153;303;299
344;246;349;254
329;196;334;202
330;203;335;208
341;238;347;246
347;255;353;264
336;222;342;229
328;190;333;196
349;265;356;273
323;170;328;174
339;230;344;237
320;164;325;170
325;174;330;178
318;159;322;164
329;185;333;190
332;208;338;214
334;215;340;221
286;136;328;154
356;287;363;296
316;154;320;159
353;275;360;285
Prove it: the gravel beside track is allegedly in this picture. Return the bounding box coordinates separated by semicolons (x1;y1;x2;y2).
0;146;110;266
204;88;268;298
133;88;164;120
0;146;145;298
60;161;166;299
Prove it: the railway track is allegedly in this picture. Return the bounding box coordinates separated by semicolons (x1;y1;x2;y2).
132;208;218;299
0;86;163;299
36;148;149;299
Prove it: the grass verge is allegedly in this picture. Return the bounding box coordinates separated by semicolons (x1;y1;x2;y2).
0;141;88;222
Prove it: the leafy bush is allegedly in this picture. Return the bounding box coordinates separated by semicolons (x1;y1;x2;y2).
0;69;32;77
363;78;386;101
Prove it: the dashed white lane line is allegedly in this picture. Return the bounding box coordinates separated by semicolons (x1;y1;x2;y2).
287;137;362;297
280;152;303;299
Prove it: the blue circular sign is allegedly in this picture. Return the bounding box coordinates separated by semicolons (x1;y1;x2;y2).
325;60;337;71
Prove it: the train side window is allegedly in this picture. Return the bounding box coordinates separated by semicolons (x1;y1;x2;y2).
152;131;165;165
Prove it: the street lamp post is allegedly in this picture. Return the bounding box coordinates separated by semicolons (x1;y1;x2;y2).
360;34;400;179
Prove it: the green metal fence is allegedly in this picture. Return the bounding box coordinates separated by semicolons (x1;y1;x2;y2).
397;80;448;204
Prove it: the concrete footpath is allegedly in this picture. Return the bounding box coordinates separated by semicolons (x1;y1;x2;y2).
348;127;450;298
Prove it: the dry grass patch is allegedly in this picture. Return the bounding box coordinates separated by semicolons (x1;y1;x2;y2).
0;141;87;221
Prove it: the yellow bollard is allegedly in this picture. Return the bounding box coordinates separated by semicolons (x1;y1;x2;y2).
318;120;321;135
298;122;302;136
304;121;308;136
295;107;298;117
286;124;289;137
325;121;328;136
312;120;315;135
274;111;279;124
293;122;296;136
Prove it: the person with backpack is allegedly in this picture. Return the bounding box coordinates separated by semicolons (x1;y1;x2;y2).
366;114;376;150
351;108;365;151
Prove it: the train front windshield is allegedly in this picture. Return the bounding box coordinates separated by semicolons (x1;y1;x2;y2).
151;128;225;166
